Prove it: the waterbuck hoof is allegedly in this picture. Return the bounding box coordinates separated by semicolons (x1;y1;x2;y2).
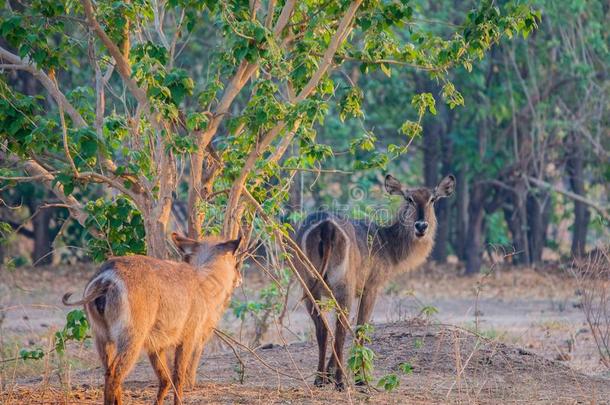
314;374;330;387
354;380;366;387
335;381;345;391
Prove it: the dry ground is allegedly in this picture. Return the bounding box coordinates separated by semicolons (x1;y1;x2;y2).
1;260;609;404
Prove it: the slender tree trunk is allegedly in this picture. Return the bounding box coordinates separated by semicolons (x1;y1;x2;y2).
423;119;440;189
288;145;303;219
503;185;530;265
433;107;455;262
454;169;468;261
143;213;171;259
465;186;485;275
141;191;173;259
433;198;450;262
424;85;454;262
526;192;552;263
422;113;442;259
187;148;221;238
567;134;590;257
571;200;590;257
32;208;52;266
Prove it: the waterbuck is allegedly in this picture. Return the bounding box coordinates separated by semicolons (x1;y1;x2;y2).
63;233;241;405
294;173;455;388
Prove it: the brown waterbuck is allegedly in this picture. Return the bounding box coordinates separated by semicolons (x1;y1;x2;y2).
294;173;455;389
62;233;241;405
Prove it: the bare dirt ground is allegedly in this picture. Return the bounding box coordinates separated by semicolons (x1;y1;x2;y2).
1;261;609;404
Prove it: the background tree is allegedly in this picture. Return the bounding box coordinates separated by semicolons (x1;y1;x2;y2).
311;0;609;274
0;0;540;264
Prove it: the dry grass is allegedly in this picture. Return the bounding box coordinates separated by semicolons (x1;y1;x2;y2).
2;321;609;404
570;248;610;369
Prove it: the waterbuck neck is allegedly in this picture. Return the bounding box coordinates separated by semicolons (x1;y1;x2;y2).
197;257;239;303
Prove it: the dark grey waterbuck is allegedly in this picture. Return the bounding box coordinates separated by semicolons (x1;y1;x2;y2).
294;173;455;389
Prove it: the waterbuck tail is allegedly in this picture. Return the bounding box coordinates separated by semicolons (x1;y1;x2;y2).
307;220;336;292
62;282;107;307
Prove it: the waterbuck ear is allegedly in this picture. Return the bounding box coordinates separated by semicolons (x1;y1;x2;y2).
171;232;199;256
384;174;404;196
215;237;241;256
434;174;456;199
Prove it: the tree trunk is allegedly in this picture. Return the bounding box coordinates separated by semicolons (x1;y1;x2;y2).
423;118;444;261
288;145;303;219
144;215;171;259
465;186;485;275
566;134;590;257
454;169;468;261
503;185;530;265
433;198;450;262
425;87;454;263
423;119;440;189
187;148;221;239
526;192;551;263
142;195;172;259
32;208;52;266
433;107;455;263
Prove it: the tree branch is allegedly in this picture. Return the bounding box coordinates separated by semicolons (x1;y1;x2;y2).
222;1;363;237
265;0;277;28
187;0;299;237
0;174;57;182
1;219;35;239
0;46;87;128
0;45;132;189
527;176;609;221
273;0;296;36
21;160;90;229
80;0;148;105
295;0;362;103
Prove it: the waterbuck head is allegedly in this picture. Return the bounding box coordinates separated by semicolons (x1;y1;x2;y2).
171;232;242;286
384;174;456;239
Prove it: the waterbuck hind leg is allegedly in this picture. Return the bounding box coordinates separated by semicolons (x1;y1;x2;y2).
100;340;118;405
105;335;144;405
328;284;351;391
304;287;330;386
148;348;171;405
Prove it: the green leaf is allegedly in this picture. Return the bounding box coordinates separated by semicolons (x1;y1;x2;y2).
377;373;399;392
380;63;392;77
399;362;414;374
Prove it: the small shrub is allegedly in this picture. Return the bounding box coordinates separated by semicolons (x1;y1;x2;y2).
348;324;375;385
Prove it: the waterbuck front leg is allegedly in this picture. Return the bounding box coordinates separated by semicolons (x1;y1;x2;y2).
173;338;197;405
304;287;329;386
148;348;171;405
353;284;380;386
356;284;379;327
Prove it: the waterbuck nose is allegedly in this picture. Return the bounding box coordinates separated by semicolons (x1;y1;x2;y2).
414;221;428;234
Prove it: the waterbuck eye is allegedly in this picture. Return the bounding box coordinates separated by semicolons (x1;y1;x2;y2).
406;196;415;205
430;196;436;204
